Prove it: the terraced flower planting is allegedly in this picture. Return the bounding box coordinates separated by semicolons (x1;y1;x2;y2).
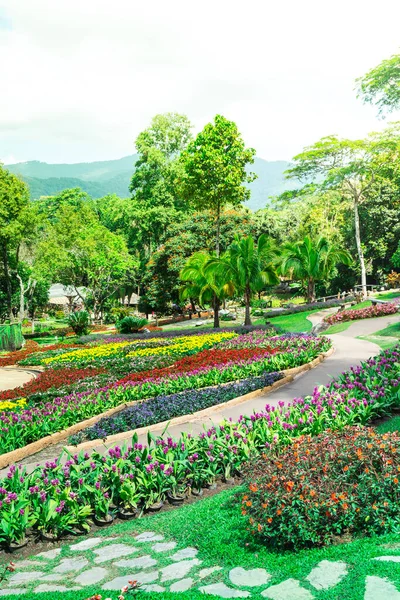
0;330;330;455
0;342;399;549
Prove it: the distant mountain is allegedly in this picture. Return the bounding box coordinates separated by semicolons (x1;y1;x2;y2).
6;155;292;211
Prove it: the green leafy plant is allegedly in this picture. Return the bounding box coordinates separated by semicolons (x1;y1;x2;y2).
68;310;90;336
117;316;148;334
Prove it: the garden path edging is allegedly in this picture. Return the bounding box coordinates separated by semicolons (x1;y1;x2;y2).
0;348;333;468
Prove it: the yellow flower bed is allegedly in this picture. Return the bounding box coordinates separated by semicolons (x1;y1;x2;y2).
43;341;132;365
0;398;27;411
44;332;237;364
126;332;236;358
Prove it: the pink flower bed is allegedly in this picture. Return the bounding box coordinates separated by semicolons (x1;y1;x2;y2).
324;302;398;325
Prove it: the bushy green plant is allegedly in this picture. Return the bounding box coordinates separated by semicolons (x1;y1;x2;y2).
241;427;400;549
109;306;132;323
117;316;148;333
68;310;90;336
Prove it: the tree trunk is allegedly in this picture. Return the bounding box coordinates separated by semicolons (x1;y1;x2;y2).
16;274;25;322
307;279;316;304
1;242;13;321
244;286;252;326
213;294;220;328
353;197;367;297
215;202;221;257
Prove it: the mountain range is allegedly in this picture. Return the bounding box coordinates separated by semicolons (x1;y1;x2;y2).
6;155;293;212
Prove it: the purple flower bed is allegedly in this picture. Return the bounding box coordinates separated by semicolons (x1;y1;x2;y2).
69;371;284;443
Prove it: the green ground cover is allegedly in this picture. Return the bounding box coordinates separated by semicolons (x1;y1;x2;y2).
17;487;400;600
376;414;400;434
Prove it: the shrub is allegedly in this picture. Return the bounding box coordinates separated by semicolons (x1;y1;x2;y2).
116;316;149;333
68;310;90;336
109;306;132;322
386;271;400;288
324;302;398;325
241;427;400;549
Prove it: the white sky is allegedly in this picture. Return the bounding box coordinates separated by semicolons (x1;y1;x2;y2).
1;0;400;165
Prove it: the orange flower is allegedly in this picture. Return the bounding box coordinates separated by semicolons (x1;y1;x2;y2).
342;503;349;510
246;501;252;507
258;523;262;532
277;509;282;515
364;468;369;474
394;478;399;484
372;504;378;510
285;481;295;492
343;466;349;472
310;490;316;497
262;503;268;509
267;517;273;524
249;483;258;493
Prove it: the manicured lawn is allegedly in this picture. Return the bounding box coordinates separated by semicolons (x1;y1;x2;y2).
264;310;314;333
374;290;400;301
19;487;400;600
376;414;400;434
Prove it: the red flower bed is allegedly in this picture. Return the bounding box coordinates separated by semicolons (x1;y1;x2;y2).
324;302;398;325
115;347;277;387
0;341;80;368
0;367;106;401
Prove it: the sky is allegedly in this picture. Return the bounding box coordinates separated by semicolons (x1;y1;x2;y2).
1;0;400;165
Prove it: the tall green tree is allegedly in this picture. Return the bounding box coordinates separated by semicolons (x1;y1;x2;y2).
285;134;395;295
207;234;278;326
357;53;400;115
0;165;36;320
129;113;193;257
279;236;352;303
36;200;136;320
181;115;256;256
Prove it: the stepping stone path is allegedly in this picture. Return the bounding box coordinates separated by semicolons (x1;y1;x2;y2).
229;567;270;587
305;560;347;590
2;532;400;598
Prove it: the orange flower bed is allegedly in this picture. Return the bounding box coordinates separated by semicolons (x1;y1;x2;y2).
241;427;400;548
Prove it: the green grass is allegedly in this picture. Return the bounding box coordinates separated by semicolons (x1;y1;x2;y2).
373;290;400;301
323;321;352;335
265;310;315;333
17;487;400;600
376;415;400;434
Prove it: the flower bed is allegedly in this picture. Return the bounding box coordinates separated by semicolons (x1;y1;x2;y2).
0;333;330;455
324;302;398;325
69;372;284;443
0;344;397;546
242;427;400;548
0;367;106;402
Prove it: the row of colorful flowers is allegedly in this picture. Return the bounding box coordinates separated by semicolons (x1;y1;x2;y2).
0;343;398;546
42;332;237;367
0;336;328;454
324;301;398;325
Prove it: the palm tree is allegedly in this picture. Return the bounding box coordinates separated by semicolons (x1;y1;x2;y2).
279;236;352;303
180;251;234;328
206;234;279;326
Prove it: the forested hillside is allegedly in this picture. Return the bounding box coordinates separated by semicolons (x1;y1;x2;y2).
6;155;291;210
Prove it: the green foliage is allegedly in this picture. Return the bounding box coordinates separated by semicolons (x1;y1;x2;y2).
279;236;352;303
181;114;256;253
242;427;400;549
207;234;279;325
35;194;137;319
357;53;400;114
68;310;90;336
129;113;193;255
116;316;148;333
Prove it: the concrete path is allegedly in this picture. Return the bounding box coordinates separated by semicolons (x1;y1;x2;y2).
0;367;36;391
4;311;400;474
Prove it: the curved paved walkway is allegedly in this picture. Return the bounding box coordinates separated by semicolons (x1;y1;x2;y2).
4;311;400;474
0;367;35;391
